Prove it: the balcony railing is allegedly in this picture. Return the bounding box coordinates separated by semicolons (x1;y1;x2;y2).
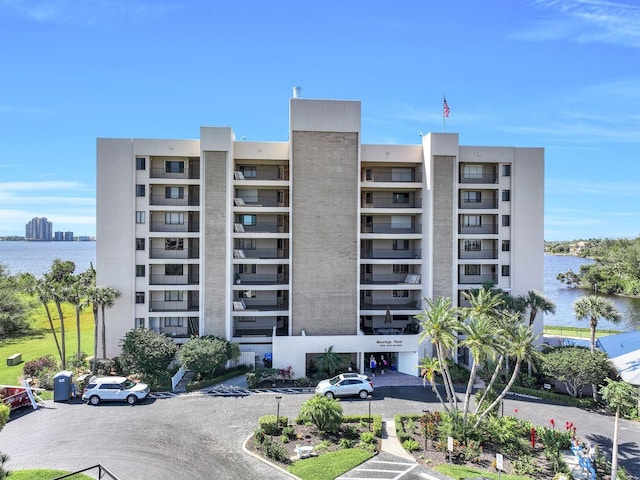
150;196;199;207
149;248;199;259
234;167;289;181
361;223;421;234
149;301;199;312
360;300;422;310
459;199;498;209
361;249;421;259
149;274;199;285
458;273;498;285
458;224;498;234
458;248;498;260
361;171;416;182
234;222;289;233
234;273;289;285
459;173;498;184
362;199;421;208
232;300;288;312
150;221;200;233
234;193;287;208
360;274;421;285
233;249;289;259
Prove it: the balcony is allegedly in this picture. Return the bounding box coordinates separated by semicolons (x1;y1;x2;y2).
233;248;288;260
459;164;498;184
361;222;421;234
234;273;289;285
151;317;199;338
149;301;199;312
459;197;498;209
150;221;199;233
361;168;418;182
233;220;289;234
234;191;289;208
233;317;288;338
458;248;498;260
232;299;288;312
360;273;421;285
234;165;289;181
458;224;498;235
149;158;200;179
149;246;199;260
361;248;421;260
361;196;421;209
150;186;200;207
458;273;498;285
360;300;422;311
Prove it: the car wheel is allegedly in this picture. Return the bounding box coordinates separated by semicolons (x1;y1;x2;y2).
126;395;137;405
89;395;100;405
324;391;335;399
359;390;369;399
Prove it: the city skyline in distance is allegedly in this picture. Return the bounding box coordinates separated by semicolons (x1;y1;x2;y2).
1;1;639;241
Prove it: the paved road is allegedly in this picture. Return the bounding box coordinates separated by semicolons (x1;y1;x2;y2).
0;386;638;479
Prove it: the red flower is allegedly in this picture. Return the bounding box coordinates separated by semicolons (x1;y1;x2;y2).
550;419;555;428
514;408;519;414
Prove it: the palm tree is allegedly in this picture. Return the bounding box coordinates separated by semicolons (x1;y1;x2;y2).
474;323;541;427
100;286;120;359
416;356;447;410
573;295;621;353
315;346;346;376
20;273;62;363
416;296;462;410
521;290;556;327
66;274;91;360
600;379;638;480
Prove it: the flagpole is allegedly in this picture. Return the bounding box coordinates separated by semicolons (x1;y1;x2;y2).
443;94;446;132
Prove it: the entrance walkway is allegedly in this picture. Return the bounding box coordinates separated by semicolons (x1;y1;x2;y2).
367;369;424;388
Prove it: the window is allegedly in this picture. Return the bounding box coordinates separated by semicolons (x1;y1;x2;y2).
136;157;146;170
240;214;256;226
238;316;257;323
502;265;510;276
165;238;184;250
165;212;185;224
502;164;511;176
135;292;145;304
164;317;183;327
502;190;511;201
502;215;511;227
136;265;145;277
136;185;145;197
165;187;184;199
393;239;409;250
239;264;256;274
136;238;146;250
463;164;483;179
239;165;256;178
135;318;145;329
393;265;409;274
365;192;372;204
464;191;481;203
136;211;145;224
239;238;256;249
464;240;482;251
464;265;481;275
165;264;183;275
463;215;482;226
165;161;184;174
164;291;183;301
502;240;510;252
392;192;410;204
393;290;409;297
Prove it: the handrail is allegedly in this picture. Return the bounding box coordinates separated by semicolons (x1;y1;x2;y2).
53;464;120;480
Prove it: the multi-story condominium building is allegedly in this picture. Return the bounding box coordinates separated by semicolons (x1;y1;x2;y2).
25;217;53;241
96;96;544;377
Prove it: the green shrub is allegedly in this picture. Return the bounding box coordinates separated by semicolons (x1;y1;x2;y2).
298;395;343;432
338;438;354;449
261;438;289;463
246;372;258;389
259;415;289;435
402;439;420;452
294;377;311;387
22;355;57;378
359;431;375;444
512;454;538;476
282;425;295;438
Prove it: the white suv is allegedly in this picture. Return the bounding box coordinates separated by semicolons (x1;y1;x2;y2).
315;373;374;399
82;376;150;405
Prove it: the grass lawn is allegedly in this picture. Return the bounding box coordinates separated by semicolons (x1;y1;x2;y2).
287;448;372;480
0;302;94;385
435;464;532;480
7;469;93;479
543;325;622;339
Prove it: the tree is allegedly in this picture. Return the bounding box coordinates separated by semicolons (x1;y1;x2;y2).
315;346;348;376
416;356;447;406
178;336;229;378
573;295;621;354
100;286;120;358
119;328;177;378
21;273;62;363
416;296;462;411
520;290;556;327
541;346;609;398
66;271;92;359
0;265;31;337
45;259;77;370
298;395;343;432
600;379;639;480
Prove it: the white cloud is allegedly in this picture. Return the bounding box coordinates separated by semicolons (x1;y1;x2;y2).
514;0;640;48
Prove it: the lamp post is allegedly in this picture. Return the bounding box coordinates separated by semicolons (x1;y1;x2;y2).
368;394;372;431
275;395;282;433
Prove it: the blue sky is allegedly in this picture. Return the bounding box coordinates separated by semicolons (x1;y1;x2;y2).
0;0;639;241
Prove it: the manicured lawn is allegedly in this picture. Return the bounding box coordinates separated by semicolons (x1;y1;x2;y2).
0;302;94;385
435;464;532;480
543;325;621;339
7;469;93;479
287;448;372;480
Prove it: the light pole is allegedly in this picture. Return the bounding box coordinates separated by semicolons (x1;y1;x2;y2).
275;395;282;433
368;394;372;431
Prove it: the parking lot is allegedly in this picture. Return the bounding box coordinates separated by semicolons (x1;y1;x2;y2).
1;385;638;479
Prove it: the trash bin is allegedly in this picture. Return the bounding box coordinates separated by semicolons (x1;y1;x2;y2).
53;370;73;402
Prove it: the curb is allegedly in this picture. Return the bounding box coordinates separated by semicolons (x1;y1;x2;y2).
242;432;302;480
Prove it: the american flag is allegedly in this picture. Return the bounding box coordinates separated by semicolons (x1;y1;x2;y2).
443;97;450;118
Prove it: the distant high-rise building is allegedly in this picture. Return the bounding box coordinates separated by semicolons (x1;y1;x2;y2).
54;231;64;241
65;231;74;241
25;217;53;241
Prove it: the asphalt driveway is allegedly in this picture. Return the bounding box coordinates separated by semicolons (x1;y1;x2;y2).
0;386;638;479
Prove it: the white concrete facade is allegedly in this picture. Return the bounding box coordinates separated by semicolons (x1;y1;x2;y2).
96;97;544;377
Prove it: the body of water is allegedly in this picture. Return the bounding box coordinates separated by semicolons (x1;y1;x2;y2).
0;242;637;331
0;241;96;277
